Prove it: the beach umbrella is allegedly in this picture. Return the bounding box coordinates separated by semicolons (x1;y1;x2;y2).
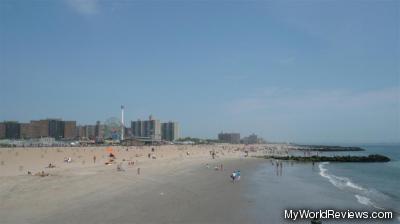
106;147;114;153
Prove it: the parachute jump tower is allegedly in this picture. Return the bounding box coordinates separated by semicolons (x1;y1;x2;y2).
121;105;124;141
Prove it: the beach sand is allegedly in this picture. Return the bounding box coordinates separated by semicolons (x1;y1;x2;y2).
0;144;268;224
1;145;392;224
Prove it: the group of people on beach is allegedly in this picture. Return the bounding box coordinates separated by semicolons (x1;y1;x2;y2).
271;160;284;176
27;170;49;177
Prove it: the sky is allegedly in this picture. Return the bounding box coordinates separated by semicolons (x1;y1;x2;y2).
0;0;399;144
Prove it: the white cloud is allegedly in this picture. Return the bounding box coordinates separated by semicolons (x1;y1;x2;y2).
67;0;99;15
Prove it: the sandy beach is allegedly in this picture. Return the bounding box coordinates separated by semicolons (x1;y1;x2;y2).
0;144;269;224
1;145;397;224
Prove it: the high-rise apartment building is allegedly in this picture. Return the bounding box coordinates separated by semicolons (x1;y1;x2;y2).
131;115;161;140
20;123;35;139
30;120;49;138
77;125;96;140
0;123;5;139
48;119;65;139
247;133;258;144
218;132;241;144
241;133;261;144
64;121;77;140
95;121;105;140
0;119;77;140
161;122;180;141
4;121;21;139
77;125;85;139
131;120;143;137
86;125;96;140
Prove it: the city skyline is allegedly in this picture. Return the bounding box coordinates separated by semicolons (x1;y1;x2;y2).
1;0;399;144
0;114;180;141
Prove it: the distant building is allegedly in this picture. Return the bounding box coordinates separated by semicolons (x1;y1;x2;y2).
20;123;34;139
4;121;21;139
48;119;65;139
77;125;86;139
0;123;5;139
27;119;76;139
161;122;180;141
241;133;265;144
0;117;185;141
86;125;96;140
77;125;96;140
131;119;143;137
248;133;258;143
95;121;105;141
131;115;161;140
242;133;257;144
0;119;77;140
218;132;240;144
64;121;76;140
31;120;49;138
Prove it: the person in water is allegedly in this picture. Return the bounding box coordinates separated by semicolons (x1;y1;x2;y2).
235;170;241;181
230;171;236;183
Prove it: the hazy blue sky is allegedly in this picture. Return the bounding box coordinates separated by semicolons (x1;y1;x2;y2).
1;0;399;144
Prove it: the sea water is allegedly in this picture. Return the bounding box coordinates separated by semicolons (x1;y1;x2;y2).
247;144;400;223
318;145;400;220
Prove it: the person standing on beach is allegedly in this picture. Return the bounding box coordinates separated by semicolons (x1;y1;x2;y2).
93;155;96;164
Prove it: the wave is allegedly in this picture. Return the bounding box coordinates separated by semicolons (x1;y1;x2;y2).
355;194;373;206
318;162;389;211
318;162;365;191
354;195;383;210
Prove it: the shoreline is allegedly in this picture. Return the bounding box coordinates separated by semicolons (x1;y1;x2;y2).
0;145;398;223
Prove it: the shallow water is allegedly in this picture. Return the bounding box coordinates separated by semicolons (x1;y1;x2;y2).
321;145;400;221
247;145;400;223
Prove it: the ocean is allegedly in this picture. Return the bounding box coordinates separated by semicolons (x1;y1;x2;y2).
247;144;400;223
318;145;400;220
